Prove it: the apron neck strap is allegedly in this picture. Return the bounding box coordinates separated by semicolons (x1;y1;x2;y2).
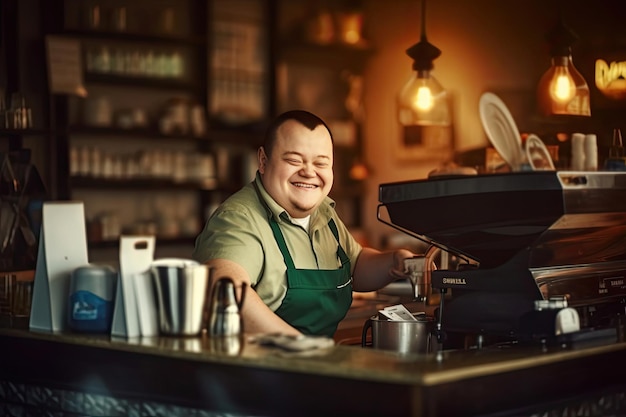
253;181;296;269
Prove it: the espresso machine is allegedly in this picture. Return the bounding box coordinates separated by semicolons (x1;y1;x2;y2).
378;171;626;348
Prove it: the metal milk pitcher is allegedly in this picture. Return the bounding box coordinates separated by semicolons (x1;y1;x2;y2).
208;277;246;337
151;259;209;336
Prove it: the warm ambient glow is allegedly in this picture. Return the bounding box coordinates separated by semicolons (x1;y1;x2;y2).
349;159;369;180
337;12;364;45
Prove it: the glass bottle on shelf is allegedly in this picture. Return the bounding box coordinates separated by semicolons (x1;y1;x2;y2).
604;128;626;171
0;89;6;128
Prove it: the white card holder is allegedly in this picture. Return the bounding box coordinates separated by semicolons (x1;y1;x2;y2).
111;235;155;338
29;202;89;332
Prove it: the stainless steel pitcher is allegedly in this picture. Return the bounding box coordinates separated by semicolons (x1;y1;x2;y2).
361;312;434;355
151;259;209;336
208;277;246;337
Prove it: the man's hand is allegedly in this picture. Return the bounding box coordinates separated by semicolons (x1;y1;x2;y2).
389;248;417;279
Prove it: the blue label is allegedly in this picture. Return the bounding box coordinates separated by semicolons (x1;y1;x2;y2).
69;290;113;333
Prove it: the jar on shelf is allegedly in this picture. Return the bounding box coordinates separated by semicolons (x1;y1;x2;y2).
160;7;176;34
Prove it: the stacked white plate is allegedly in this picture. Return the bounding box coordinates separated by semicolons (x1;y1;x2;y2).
479;92;525;171
525;134;555;171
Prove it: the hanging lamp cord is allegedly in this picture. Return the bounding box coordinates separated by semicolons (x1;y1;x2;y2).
420;0;428;42
407;0;441;71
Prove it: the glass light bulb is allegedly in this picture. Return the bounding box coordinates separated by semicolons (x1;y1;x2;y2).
550;66;576;102
415;86;434;110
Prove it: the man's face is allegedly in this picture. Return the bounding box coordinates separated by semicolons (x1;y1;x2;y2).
259;120;334;218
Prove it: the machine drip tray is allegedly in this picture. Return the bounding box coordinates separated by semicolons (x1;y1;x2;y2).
549;327;618;349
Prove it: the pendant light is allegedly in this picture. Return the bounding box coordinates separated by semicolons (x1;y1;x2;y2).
398;0;451;127
537;18;590;117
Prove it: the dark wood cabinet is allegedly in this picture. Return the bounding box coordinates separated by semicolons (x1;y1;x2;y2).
42;0;273;256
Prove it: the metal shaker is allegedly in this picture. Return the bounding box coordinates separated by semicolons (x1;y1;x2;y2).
208;277;246;337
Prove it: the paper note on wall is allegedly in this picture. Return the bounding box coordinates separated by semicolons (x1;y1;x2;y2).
45;35;87;97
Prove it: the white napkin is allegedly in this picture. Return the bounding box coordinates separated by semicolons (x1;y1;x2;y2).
584;134;598;171
571;133;585;171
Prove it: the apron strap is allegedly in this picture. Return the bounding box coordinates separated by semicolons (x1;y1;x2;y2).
269;216;296;270
328;218;350;266
253;181;296;269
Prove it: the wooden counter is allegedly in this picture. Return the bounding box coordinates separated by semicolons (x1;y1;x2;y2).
1;322;626;417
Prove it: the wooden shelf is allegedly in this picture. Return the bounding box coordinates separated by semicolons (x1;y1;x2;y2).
67;125;264;148
88;236;196;249
68;125;206;141
206;126;265;147
84;73;200;91
278;40;374;69
0;129;50;137
69;176;219;191
59;29;206;46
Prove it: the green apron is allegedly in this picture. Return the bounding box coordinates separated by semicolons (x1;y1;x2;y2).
254;181;353;337
270;216;353;337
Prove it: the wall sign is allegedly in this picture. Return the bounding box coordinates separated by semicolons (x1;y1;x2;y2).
595;59;626;100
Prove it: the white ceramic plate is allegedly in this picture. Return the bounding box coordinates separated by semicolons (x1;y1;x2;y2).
525;134;555;171
479;92;525;171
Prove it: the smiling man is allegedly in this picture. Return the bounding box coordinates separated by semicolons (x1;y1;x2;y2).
193;110;415;337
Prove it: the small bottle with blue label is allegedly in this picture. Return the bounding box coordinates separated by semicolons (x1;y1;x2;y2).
68;264;117;333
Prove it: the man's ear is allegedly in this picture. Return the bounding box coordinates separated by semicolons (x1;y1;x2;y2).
258;146;267;174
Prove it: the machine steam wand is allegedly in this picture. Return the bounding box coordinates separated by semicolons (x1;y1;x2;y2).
404;246;449;355
404;256;428;302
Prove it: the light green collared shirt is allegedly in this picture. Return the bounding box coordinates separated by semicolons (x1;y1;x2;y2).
192;172;363;311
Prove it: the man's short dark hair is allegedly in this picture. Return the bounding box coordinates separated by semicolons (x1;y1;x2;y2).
262;110;333;157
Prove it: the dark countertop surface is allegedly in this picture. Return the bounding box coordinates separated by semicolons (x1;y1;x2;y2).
1;320;624;387
2;315;626;417
3;284;626;417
